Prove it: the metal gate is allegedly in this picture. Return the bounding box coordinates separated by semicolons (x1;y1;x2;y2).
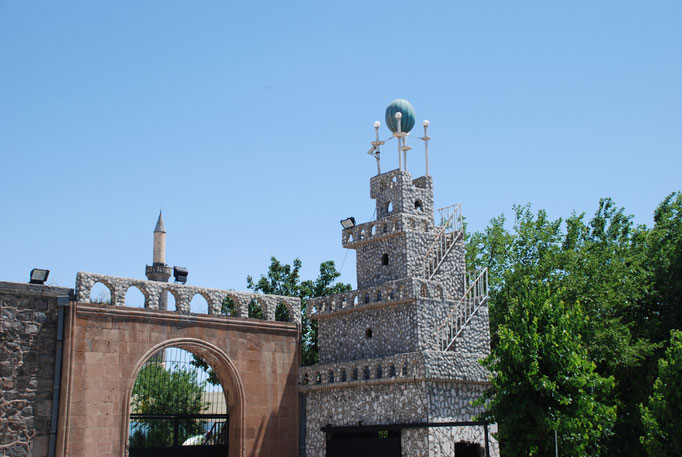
325;428;401;457
128;348;229;457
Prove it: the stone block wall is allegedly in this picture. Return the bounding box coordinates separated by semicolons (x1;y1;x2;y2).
0;282;73;457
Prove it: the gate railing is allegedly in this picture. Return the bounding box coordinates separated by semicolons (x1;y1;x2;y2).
435;268;488;351
129;413;228;450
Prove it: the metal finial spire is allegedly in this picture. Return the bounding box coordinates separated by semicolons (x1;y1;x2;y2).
420;120;431;176
395;112;403;170
367;121;384;175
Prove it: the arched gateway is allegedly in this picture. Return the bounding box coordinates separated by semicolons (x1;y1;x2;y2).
125;340;244;456
54;274;300;457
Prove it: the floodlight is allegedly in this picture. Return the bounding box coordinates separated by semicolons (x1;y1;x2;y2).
340;217;356;229
173;266;188;284
29;268;50;285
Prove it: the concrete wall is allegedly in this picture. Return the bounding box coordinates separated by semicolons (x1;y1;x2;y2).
0;282;73;457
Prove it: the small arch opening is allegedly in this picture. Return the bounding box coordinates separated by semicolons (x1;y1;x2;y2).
362;366;370;380
163;290;177;312
381;253;389;266
190;294;209;314
221;296;238;317
415;200;423;211
365;328;373;338
125;285;146;308
340;369;347;382
248;299;264;319
352;368;359;381
275;303;290;322
90;282;112;304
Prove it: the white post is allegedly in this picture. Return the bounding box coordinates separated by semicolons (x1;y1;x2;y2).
395;112;402;170
423;120;430;176
403;137;407;171
374;121;381;175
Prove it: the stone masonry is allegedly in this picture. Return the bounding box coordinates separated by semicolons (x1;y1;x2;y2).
0;282;73;457
300;168;499;457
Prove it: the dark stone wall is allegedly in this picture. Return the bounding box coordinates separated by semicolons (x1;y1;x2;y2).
0;282;72;457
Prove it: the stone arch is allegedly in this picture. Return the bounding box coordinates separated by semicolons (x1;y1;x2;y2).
164;287;183;312
89;281;113;304
248;297;265;319
122;337;245;457
124;284;148;308
275;301;290;322
219;293;239;317
189;292;211;314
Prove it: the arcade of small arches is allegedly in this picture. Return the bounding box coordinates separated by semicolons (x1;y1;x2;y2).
75;272;301;323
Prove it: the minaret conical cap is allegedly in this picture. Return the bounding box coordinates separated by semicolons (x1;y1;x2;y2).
154;211;165;233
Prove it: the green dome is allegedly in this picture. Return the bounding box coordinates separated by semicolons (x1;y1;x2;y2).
385;99;416;133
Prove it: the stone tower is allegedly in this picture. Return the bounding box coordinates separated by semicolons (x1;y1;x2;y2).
145;211;172;310
299;100;498;457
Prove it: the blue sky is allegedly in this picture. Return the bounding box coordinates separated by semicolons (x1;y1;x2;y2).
1;1;680;301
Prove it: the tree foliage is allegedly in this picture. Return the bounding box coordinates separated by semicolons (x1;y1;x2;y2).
246;257;352;365
478;281;616;456
640;330;682;456
468;193;682;457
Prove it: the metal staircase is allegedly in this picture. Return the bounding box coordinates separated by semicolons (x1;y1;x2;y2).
436;268;489;351
422;204;463;279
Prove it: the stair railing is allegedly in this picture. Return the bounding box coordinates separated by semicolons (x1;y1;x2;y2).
436;268;489;351
422;203;463;279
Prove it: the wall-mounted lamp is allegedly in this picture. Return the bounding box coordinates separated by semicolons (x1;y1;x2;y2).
173;266;188;284
340;217;356;229
29;268;50;285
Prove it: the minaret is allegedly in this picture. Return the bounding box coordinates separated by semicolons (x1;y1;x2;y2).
145;211;172;310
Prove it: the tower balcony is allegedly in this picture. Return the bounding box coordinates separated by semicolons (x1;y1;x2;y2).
342;213;433;249
310;276;451;318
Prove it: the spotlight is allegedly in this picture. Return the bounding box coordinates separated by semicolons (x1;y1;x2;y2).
173;266;188;284
29;268;50;285
340;217;356;229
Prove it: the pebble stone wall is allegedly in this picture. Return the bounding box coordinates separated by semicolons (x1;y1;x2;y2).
303;378;498;457
75;272;301;323
0;282;73;457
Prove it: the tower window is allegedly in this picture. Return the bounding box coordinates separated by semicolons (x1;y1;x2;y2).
386;201;393;213
415;200;423;211
365;328;373;338
381;254;389;265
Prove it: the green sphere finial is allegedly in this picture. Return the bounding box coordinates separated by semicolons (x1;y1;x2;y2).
385;99;416;133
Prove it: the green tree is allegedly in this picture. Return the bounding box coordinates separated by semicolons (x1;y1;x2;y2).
477;281;616;456
130;363;208;447
640;330;682;456
467;200;655;456
195;256;351;377
640;192;682;340
246;257;352;365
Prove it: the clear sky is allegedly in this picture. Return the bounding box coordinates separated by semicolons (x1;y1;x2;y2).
1;1;680;301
